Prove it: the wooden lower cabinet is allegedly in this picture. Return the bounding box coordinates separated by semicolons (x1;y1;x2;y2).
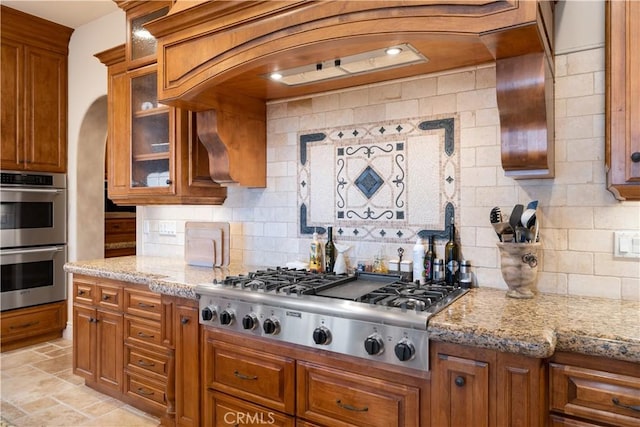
72;275;173;422
206;390;294;427
430;341;546;427
203;327;428;427
297;360;420;427
172;298;200;427
549;352;640;427
0;300;66;351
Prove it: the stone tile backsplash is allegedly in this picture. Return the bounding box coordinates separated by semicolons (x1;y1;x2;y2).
140;47;640;301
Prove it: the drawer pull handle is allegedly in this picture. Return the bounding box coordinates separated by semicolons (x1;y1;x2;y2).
137;359;155;367
136;387;154;396
137;302;156;309
612;398;640;412
336;399;368;412
137;332;155;339
233;370;257;380
9;320;39;330
102;295;111;300
455;376;466;387
78;290;86;295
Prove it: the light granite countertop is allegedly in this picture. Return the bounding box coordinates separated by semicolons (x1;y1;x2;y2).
64;256;640;363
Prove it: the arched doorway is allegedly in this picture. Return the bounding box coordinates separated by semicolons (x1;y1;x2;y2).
74;96;108;261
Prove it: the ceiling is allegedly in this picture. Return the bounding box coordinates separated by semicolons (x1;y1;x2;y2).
1;0;118;29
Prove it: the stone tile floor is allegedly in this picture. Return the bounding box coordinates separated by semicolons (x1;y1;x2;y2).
0;339;158;426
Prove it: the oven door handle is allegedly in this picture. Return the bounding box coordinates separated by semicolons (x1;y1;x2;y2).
1;187;64;194
1;246;64;255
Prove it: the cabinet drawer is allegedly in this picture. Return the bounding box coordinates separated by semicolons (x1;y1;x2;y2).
550;363;640;427
125;289;161;321
125;371;166;408
125;343;169;379
205;390;294;427
74;281;96;305
97;284;123;311
105;217;136;234
297;360;420;427
125;315;163;351
1;301;66;347
204;337;295;415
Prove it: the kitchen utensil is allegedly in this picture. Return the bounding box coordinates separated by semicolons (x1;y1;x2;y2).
521;208;537;229
490;207;503;239
509;204;524;234
526;200;539;210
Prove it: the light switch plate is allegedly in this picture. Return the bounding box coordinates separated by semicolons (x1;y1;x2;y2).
159;220;177;236
614;231;640;259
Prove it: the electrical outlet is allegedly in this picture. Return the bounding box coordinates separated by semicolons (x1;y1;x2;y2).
158;220;177;236
614;231;640;259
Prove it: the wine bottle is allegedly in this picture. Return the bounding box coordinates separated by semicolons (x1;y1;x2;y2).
325;226;336;273
444;218;459;286
424;235;435;281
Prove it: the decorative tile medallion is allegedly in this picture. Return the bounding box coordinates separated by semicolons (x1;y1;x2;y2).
298;116;459;242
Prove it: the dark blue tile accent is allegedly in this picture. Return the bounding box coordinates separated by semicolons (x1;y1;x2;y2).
337;147;344;156
417;202;455;240
396;211;404;219
380;229;387;237
300;203;326;235
396;230;403;238
355;166;384;199
379;126;386;134
418;118;455;156
338;228;344;235
301;180;306;187
338;211;344;219
338;131;344;138
396;142;404;151
446;176;453;184
396;125;403;133
299;133;326;165
352;130;359;137
353;229;359;235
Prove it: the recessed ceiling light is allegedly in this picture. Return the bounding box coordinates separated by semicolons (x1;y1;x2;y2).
385;47;403;55
264;43;428;86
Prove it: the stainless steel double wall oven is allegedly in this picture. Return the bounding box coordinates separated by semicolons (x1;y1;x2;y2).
1;171;67;311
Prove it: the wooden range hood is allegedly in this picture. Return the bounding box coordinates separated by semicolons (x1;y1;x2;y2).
146;0;556;182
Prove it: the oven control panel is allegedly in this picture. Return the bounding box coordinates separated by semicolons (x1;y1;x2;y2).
199;294;430;371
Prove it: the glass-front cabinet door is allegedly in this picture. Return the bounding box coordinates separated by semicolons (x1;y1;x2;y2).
125;2;170;68
128;64;174;194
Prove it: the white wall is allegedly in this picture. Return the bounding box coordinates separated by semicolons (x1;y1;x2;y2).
67;8;125;263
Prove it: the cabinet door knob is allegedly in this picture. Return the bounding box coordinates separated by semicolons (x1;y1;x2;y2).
165;179;173;185
454;376;466;387
181;317;189;325
631;152;640;163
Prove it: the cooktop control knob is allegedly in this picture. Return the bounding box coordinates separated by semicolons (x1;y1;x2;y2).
220;310;235;325
201;306;216;322
263;317;280;335
312;326;332;345
364;334;384;355
394;339;415;362
242;314;258;330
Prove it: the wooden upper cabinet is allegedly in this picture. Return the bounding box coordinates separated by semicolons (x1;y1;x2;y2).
606;0;640;200
96;1;228;205
0;6;72;173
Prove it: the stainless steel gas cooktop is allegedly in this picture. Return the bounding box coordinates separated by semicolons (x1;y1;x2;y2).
196;268;467;371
